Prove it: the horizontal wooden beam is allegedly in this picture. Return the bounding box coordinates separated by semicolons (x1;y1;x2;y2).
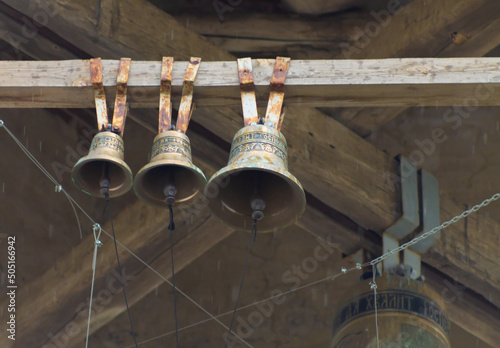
2;58;500;108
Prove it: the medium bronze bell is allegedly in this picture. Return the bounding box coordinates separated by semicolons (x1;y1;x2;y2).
134;131;206;206
133;57;206;207
205;124;306;232
72;131;133;198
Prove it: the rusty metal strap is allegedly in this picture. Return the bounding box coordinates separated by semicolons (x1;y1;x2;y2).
238;58;259;126
176;57;201;134
159;57;174;134
264;57;290;131
90;58;109;132
111;58;131;137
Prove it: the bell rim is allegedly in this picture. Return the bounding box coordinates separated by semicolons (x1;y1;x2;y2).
133;159;207;207
205;162;306;233
71;153;133;198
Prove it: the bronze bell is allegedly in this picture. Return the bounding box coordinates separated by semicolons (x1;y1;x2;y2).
134;130;206;206
205;57;305;232
72;58;133;198
72;131;133;198
206;124;305;232
133;57;206;207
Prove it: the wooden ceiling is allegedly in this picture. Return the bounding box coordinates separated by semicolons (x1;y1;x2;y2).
0;0;499;347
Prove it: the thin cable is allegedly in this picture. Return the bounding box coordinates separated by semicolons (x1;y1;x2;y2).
63;191;83;239
0;123;254;348
371;264;380;348
168;204;180;348
84;223;103;348
224;220;257;348
3;122;498;348
105;192;139;348
128;271;347;347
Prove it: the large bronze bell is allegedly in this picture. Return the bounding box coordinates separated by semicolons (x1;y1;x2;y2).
206;124;306;232
133;57;206;207
72;131;133;198
205;57;305;232
72;58;133;198
134;130;206;206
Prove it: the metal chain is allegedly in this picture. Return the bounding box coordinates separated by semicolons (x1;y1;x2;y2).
367;192;500;267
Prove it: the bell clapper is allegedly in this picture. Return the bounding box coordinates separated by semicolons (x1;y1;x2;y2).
251;197;265;221
99;162;111;197
164;184;177;206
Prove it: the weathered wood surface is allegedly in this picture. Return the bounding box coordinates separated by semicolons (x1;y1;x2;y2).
1;58;500;108
175;12;369;59
334;0;500;136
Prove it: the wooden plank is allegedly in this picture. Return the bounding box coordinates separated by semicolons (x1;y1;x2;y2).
2;58;500;108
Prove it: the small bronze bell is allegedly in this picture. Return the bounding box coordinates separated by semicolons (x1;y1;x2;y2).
205;57;306;232
133;57;206;207
134;130;206;205
72;58;133;198
72;131;133;198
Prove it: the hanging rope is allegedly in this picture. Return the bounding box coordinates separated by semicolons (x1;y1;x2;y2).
104;191;139;348
224;219;257;348
84;223;103;348
370;264;380;348
168;203;180;348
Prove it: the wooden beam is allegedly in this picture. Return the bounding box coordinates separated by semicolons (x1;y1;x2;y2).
0;0;233;61
2;58;500;108
335;0;500;136
175;12;370;59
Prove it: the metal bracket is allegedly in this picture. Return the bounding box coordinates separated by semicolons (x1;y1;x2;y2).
175;57;201;134
264;57;290;131
382;161;441;278
412;169;441;253
382;157;419;273
386;157;420;239
159;57;174;133
90;58;109;132
238;58;259;126
111;58;131;137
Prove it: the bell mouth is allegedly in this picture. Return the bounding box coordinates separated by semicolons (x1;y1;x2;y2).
72;154;133;198
134;160;206;207
205;162;306;233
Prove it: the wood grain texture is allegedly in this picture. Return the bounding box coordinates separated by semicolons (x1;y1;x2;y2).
2;58;500;108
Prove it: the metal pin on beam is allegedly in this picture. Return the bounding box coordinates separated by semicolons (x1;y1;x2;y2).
90;58;108;132
238;58;259;126
264;57;290;130
176;57;201;134
111;58;131;137
159;57;174;133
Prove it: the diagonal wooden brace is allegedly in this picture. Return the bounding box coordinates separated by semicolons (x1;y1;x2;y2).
90;58;109;132
159;57;174;133
238;58;259;126
175;57;201;134
111;58;131;137
264;57;290;131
